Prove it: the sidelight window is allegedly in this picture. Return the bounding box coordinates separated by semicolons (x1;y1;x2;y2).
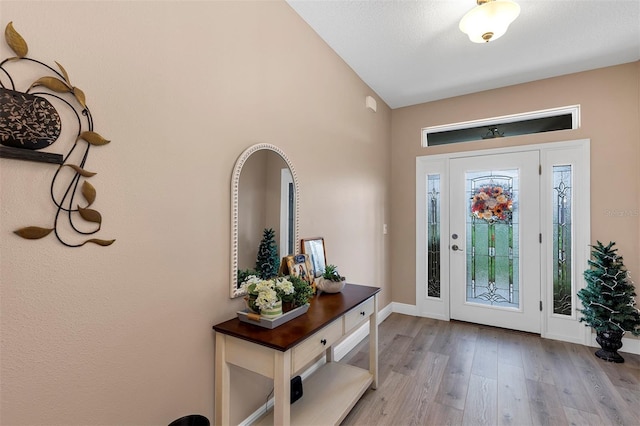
427;174;441;298
552;165;573;316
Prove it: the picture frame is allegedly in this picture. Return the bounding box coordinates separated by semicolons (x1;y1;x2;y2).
285;253;314;285
301;237;327;278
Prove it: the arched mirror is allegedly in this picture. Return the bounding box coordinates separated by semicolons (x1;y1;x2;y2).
230;143;299;298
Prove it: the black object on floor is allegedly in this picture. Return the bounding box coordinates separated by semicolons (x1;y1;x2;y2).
168;414;209;426
291;375;303;404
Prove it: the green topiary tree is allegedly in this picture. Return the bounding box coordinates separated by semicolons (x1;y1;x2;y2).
255;228;280;280
578;241;640;362
578;241;640;336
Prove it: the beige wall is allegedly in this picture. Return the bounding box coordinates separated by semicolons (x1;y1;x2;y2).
0;1;391;425
390;62;640;305
3;1;636;424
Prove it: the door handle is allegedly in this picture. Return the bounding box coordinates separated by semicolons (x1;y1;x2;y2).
451;244;463;252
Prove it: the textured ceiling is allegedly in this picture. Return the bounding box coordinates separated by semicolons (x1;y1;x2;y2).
286;0;640;109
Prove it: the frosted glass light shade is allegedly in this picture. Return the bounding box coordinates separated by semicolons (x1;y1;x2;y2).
459;0;521;43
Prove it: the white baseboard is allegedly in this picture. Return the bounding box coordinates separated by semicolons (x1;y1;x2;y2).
379;301;394;323
542;332;585;346
391;301;418;316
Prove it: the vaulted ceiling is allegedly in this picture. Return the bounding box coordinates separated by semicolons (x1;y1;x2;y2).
286;0;640;109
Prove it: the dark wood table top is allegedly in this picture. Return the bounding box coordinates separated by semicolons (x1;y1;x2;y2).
213;283;380;351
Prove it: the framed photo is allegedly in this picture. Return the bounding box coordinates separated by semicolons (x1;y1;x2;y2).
285;254;313;285
301;237;327;278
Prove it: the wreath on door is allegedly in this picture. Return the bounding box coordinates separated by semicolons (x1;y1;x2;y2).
471;185;513;222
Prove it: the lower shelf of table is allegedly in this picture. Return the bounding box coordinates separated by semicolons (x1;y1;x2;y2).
254;362;373;426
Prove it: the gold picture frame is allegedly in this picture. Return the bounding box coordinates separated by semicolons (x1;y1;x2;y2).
285;253;314;285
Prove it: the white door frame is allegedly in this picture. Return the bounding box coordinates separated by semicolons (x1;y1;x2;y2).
416;139;590;344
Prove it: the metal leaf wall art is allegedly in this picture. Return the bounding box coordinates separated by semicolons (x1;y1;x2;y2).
1;22;114;247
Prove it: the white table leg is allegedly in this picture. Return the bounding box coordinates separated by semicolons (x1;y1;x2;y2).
369;295;379;389
273;350;292;425
215;333;230;425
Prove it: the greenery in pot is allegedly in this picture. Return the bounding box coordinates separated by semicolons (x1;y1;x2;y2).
323;264;345;282
577;241;640;363
316;264;346;293
289;275;314;308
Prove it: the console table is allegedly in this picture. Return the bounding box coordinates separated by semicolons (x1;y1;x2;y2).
212;284;380;425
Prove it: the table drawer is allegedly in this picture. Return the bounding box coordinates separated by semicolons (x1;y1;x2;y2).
292;319;343;373
344;298;374;334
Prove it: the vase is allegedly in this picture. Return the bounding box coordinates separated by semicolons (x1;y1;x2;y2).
282;301;295;313
260;300;283;319
244;295;260;314
595;330;625;363
316;277;346;293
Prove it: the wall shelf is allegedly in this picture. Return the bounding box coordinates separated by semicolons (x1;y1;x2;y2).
0;146;63;164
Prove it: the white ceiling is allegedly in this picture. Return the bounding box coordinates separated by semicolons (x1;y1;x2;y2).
286;0;640;109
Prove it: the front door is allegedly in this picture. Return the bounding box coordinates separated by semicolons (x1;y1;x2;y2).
449;151;541;333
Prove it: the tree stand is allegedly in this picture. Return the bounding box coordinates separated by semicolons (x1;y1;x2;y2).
595;330;624;363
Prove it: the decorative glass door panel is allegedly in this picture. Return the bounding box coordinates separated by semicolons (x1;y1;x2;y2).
553;165;572;315
450;151;540;333
466;170;519;308
427;174;441;298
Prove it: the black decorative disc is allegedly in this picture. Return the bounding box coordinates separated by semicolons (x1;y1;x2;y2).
0;88;61;150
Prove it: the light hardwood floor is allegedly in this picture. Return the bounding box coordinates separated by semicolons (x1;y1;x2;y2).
340;313;640;426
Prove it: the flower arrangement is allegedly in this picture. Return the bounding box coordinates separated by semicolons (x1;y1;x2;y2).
235;274;313;315
471;185;513;222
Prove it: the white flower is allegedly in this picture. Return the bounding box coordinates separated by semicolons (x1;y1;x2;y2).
255;287;278;310
235;274;262;296
255;279;275;293
238;275;307;311
245;275;262;285
275;278;294;295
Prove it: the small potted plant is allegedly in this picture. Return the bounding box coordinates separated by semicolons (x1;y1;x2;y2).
316;264;346;294
577;241;640;363
289;275;315;309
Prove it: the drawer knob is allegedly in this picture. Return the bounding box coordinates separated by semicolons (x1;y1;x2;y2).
360;311;366;316
320;338;327;346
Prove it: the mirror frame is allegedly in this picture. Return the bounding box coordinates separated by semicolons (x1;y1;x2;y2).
230;143;300;298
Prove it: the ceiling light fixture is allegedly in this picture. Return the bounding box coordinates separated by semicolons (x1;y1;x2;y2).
482;126;505;139
459;0;521;43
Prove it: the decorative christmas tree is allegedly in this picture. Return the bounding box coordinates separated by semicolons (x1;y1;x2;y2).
578;241;640;362
255;228;280;280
